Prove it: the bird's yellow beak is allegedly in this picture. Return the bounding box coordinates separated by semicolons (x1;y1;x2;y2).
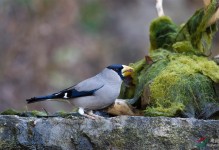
122;65;134;77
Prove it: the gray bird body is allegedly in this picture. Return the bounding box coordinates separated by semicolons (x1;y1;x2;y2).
69;68;122;110
26;64;133;118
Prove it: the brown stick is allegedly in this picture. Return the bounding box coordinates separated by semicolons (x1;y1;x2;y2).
207;8;219;26
203;0;211;7
156;0;164;17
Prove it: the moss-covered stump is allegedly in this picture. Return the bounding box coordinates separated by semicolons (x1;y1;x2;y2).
0;115;219;150
120;0;219;118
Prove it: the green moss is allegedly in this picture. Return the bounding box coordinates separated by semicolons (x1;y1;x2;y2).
185;1;218;54
25;110;47;117
145;102;184;117
122;0;219;118
150;69;180;102
1;109;20;116
150;48;173;61
133;59;170;103
0;109;81;118
150;0;218;55
17;110;47;117
149;16;178;51
191;56;219;82
122;50;219;118
144;54;218;117
53;111;73;118
172;41;195;54
130;59;147;74
0;109;48;117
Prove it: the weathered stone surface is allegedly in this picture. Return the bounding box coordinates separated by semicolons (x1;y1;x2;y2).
0;115;218;150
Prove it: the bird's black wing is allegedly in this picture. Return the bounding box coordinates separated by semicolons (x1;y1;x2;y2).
54;84;104;99
54;74;105;99
26;75;104;104
26;85;104;103
27;73;105;103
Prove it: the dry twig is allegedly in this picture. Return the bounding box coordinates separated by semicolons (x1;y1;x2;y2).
156;0;164;17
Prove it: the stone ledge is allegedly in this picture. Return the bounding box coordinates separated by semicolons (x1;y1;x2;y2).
0;115;218;150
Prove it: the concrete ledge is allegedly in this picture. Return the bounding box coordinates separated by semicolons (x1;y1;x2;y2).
0;115;219;149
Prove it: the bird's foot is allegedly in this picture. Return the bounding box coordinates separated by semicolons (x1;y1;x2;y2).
81;113;96;120
87;110;104;119
78;108;103;120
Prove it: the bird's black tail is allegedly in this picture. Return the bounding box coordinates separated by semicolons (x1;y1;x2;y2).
26;89;72;104
26;95;54;104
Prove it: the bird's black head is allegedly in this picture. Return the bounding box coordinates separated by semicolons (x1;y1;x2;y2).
107;64;133;79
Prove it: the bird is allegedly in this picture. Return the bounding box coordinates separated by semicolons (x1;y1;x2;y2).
26;64;134;119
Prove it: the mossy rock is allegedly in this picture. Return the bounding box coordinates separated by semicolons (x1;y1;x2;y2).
0;109;83;118
0;109;21;116
145;54;219;118
0;109;47;117
121;0;219;119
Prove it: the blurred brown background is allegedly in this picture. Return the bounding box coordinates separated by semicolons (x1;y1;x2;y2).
0;0;218;113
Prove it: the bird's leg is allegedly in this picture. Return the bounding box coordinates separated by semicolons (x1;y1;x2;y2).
78;108;96;120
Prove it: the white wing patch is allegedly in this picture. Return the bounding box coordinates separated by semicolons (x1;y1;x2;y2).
54;93;60;96
64;93;68;98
